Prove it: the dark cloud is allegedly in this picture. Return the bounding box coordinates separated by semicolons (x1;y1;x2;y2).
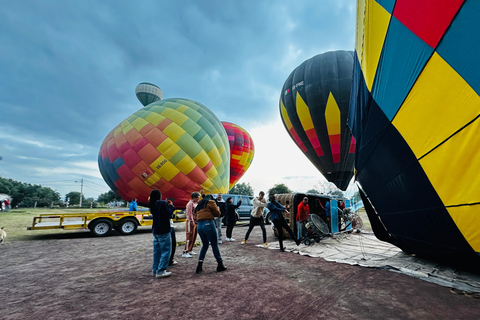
0;0;355;197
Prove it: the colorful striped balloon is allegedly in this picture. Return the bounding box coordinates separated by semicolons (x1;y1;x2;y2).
221;122;255;190
280;51;356;191
98;98;230;208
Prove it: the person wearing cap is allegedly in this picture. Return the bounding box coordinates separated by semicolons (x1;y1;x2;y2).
296;197;310;240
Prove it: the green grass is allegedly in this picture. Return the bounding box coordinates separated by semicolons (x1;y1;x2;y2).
0;208;108;241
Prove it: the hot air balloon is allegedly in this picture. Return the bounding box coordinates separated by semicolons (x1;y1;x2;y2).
98;98;230;208
280;50;356;191
135;82;163;106
221;121;255;190
349;0;480;265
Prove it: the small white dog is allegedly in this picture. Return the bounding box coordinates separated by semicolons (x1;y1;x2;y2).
0;227;6;243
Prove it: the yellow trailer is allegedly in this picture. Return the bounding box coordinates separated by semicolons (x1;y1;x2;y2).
27;210;185;236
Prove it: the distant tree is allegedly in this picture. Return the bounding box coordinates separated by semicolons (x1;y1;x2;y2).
229;182;254;196
65;191;85;207
0;177;61;207
97;190;122;204
352;191;361;203
306;188;320;194
267;183;293;196
330;189;344;198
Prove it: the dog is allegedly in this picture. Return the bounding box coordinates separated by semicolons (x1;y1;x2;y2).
0;227;6;243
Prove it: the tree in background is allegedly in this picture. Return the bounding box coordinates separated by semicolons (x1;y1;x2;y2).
97;190;123;205
267;183;293;196
229;182;253;196
0;177;61;208
65;191;85;207
306;188;320;194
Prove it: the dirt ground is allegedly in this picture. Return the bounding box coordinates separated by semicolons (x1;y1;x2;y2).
1;222;479;320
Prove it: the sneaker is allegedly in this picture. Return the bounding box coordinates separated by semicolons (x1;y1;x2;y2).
169;260;178;266
190;251;197;255
263;243;268;248
225;238;231;242
241;239;246;245
218;240;223;244
182;253;192;258
156;271;172;278
230;238;236;242
152;270;156;277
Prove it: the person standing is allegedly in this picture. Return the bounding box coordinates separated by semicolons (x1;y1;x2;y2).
149;189;175;278
225;197;242;241
296;197;310;240
215;194;226;244
267;194;300;252
241;191;268;247
129;198;137;212
182;192;200;258
194;195;227;274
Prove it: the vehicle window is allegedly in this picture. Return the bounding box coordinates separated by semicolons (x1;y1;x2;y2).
241;196;252;206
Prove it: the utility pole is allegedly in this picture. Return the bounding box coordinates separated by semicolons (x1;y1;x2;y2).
79;178;84;208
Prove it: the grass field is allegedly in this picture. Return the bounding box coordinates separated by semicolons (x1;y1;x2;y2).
0;208;116;241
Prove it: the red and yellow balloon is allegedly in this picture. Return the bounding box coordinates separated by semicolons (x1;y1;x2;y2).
221;121;255;190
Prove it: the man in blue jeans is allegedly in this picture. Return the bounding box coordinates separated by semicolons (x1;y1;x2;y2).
149;189;175;278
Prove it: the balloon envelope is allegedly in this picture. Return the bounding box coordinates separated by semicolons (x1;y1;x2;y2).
98;98;230;208
135;82;163;106
221;121;254;190
280;50;355;191
350;0;480;264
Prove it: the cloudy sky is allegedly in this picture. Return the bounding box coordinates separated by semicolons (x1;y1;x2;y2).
0;0;357;200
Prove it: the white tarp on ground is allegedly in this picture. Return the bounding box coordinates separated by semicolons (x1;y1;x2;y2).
260;231;480;294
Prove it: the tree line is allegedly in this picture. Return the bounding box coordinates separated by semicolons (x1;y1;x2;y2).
0;177;123;208
0;176;350;209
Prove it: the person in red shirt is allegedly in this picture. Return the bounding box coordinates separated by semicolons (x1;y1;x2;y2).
296;197;310;240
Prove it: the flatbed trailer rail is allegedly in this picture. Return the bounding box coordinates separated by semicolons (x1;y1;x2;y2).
27;209;185;236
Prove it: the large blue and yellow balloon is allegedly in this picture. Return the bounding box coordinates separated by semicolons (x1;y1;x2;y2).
349;0;480;264
98;98;230;208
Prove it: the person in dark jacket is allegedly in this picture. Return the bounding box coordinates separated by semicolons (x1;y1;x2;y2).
194;194;227;274
149;189;175;278
215;194;227;244
267;194;300;252
225;197;242;241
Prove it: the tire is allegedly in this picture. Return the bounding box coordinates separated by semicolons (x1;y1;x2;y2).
89;219;113;237
265;213;271;225
304;239;311;246
118;218;138;235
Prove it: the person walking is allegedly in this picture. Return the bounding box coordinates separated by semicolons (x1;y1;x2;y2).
296;197;310;240
149;189;175;278
267;194;300;252
241;191;268;247
215;194;227;244
225;197;242;241
194;195;227;274
182;192;200;258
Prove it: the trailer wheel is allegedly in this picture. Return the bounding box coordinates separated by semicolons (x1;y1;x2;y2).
118;219;138;235
89;219;113;237
264;213;271;225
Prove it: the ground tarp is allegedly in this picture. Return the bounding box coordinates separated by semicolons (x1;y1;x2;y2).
260;231;480;294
